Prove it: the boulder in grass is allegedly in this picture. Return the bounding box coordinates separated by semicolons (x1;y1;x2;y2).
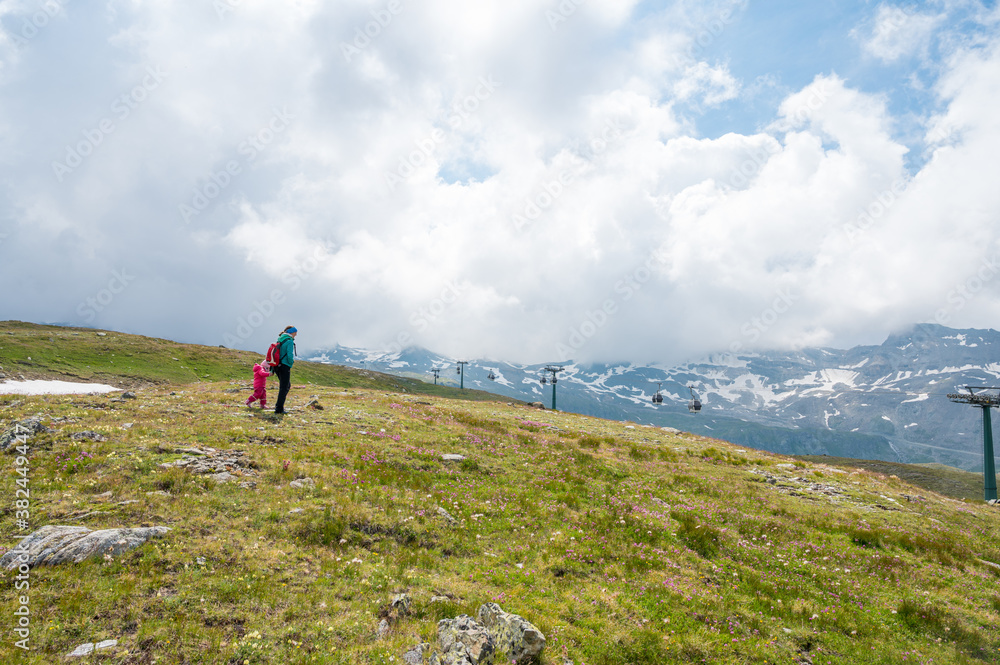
1;416;52;451
429;641;476;665
435;615;495;664
0;525;169;570
477;603;546;663
427;605;546;665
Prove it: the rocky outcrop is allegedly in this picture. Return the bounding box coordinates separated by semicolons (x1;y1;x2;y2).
420;604;546;665
432;615;495;665
0;525;169;569
158;447;257;482
1;416;51;451
477;603;545;664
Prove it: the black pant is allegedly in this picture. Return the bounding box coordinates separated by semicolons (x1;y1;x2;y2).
273;364;291;413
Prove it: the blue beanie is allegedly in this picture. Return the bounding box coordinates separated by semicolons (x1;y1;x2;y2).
287;327;298;333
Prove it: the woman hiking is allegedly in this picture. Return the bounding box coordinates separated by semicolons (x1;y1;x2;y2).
272;326;297;415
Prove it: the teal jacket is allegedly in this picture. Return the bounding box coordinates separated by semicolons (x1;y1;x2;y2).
277;333;295;367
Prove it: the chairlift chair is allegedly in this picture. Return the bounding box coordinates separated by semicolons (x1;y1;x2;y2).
488;371;496;381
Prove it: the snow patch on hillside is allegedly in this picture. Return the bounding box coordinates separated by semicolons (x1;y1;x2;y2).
785;369;859;394
0;380;120;395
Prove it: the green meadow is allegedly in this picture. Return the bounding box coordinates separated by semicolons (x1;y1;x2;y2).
1;322;999;664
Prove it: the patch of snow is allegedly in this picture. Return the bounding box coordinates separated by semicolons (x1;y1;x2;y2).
702;373;796;408
0;380;120;395
489;370;513;388
901;393;929;404
925;365;981;375
785;369;859;394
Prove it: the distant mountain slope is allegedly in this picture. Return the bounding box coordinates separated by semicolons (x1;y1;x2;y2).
0;321;511;404
307;324;1000;470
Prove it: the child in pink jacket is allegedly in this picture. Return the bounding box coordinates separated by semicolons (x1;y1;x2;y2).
246;361;271;408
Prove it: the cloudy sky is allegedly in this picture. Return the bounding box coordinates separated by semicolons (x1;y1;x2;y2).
2;0;1000;365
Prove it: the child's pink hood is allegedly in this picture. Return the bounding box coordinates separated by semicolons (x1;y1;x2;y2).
253;363;270;387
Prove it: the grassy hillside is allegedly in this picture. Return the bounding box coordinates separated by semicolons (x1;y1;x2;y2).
2;324;1000;663
792;456;988;503
0;321;510;402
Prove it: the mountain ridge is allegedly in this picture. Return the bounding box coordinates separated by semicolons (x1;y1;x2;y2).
307;323;1000;471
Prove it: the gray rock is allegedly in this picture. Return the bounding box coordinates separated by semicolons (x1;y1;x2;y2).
391;593;412;616
289;477;316;489
437;507;459;526
207;472;236;483
70;431;107;442
146;491;170;497
403;643;430;665
0;525;169;569
68;639;118;657
121;391;137;399
429;641;478;665
527;402;545;409
376;618;391;639
239;480;258;490
442;454;466;462
478;603;546;663
429;641;473;665
436;615;494;664
160;448;257;479
1;416;52;451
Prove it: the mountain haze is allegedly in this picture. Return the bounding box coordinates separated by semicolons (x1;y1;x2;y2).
308;324;1000;471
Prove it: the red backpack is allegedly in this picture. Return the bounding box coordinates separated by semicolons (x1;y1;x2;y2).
265;342;282;367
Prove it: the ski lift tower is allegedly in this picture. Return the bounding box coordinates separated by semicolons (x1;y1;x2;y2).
540;365;565;411
431;368;441;385
456;361;469;390
947;386;1000;501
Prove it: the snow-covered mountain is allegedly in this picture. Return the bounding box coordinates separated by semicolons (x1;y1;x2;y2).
305;324;1000;471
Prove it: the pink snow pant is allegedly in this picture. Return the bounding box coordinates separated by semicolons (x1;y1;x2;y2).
246;388;267;408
